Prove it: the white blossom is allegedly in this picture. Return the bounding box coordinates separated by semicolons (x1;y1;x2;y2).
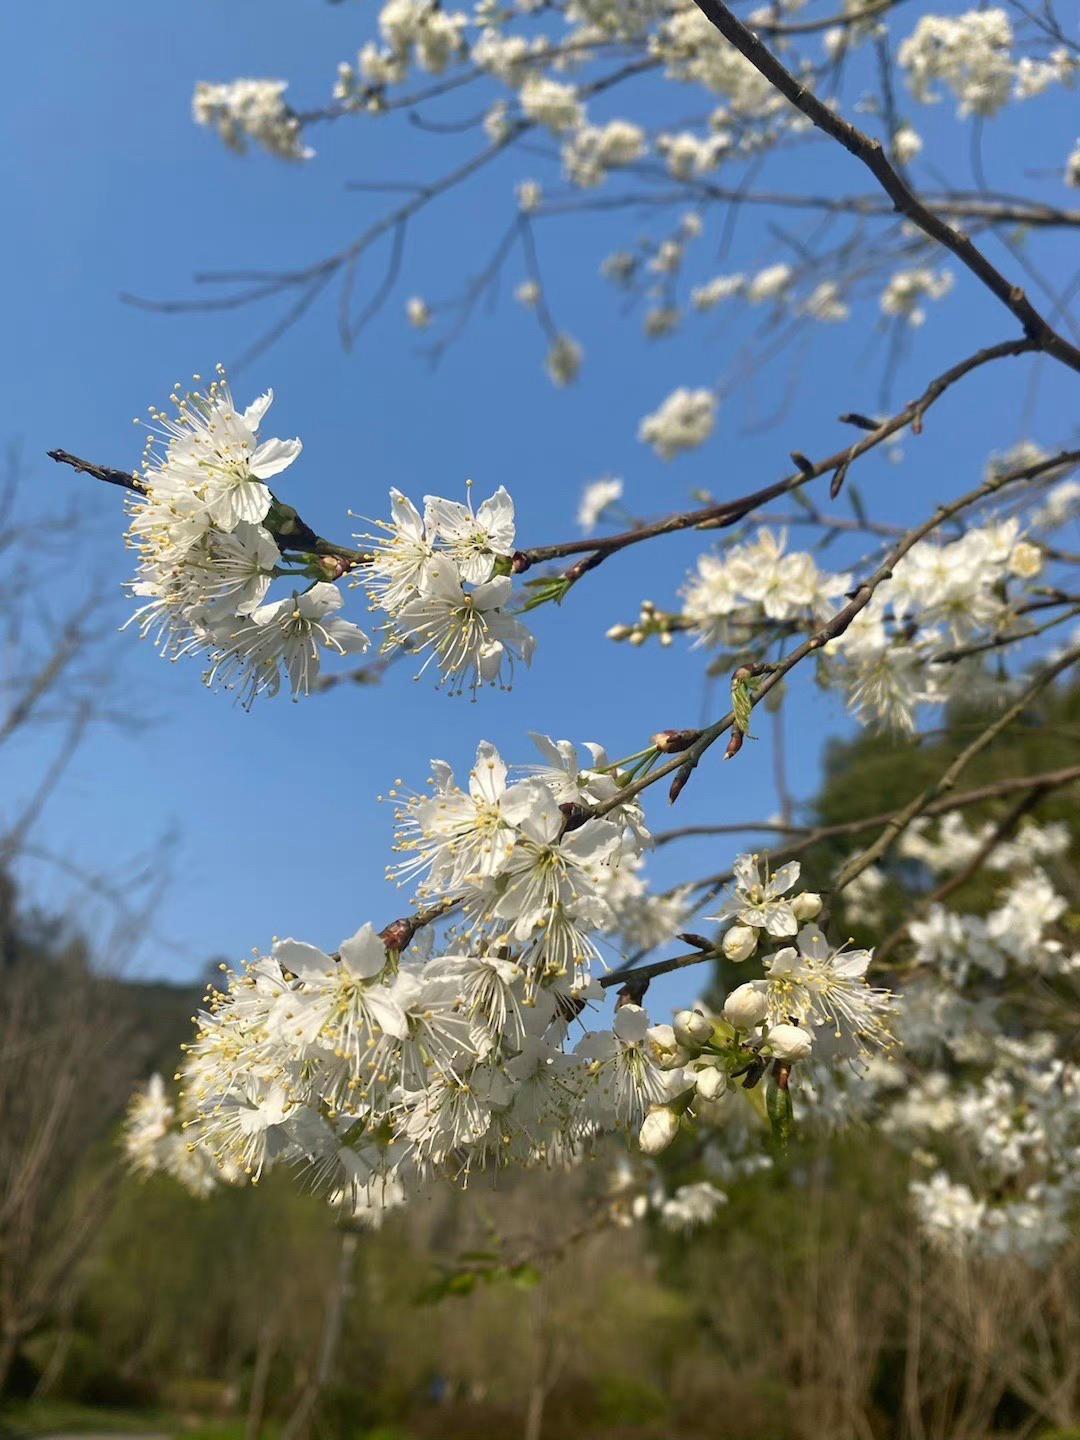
638;387;716;459
193;79;313;160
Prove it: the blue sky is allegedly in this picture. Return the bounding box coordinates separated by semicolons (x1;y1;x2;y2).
2;0;1077;1011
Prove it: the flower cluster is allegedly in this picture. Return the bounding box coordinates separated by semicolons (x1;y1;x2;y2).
824;514;1045;731
193;80;313;160
680;527;851;649
880;267;954;327
124;726;888;1223
577;476;624;534
359;485;535;695
822;810;1080;1260
125;371;369;706
710;855;896;1061
896;9;1076;117
121;377;536;704
638;387;717;459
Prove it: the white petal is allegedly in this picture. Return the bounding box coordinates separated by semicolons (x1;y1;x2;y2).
613;1004;649;1044
243;389;274;431
764;904;799;937
250;436;303;479
272;938;333;980
339;922;387;979
471;575;513;611
470;740;507;805
767;860;802;897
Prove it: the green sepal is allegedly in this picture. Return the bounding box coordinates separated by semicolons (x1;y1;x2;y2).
766;1072;794;1154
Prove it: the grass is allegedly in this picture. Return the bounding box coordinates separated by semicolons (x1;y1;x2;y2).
0;1400;177;1438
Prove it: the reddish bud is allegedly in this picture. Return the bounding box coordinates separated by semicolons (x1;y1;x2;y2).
379;917;414;952
652;728;701;754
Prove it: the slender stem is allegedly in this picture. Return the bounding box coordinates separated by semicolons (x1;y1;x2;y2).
653;763;1080;851
872;784;1053;968
832;641;1080;894
512;337;1038;582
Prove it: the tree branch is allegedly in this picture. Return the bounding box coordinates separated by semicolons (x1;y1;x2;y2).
512;337;1039;584
688;0;1080;374
832;641;1080;893
589;446;1080;816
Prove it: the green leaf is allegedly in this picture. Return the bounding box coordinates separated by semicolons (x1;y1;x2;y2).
731;674;756;737
766;1072;794;1154
519;575;573;612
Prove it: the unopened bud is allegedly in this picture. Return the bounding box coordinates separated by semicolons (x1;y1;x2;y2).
722;982;768;1030
673;1008;713;1048
638;1105;680;1155
722;924;758;963
651;728;701;754
791;892;822;921
695;1064;728;1101
311;553;351;581
1008;541;1043;579
765;1023;814;1062
379;917;414;952
606;623;632;641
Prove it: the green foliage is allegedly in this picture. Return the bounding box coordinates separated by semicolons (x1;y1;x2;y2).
415;1255;541;1303
591;1373;669;1426
519;572;574;611
0;1399;175;1435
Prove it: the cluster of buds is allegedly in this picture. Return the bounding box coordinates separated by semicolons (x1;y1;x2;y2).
607;600;687;647
720;887;822;963
636;1001;810;1156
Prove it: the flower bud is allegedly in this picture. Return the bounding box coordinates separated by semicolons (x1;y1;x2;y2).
1008;541;1043;579
639;1106;680;1155
694;1064;728;1101
309;553;351;582
722;982;768;1031
673;1008;713;1048
765;1023;814;1062
652;728;701;754
722;924;757;962
791;892;823;921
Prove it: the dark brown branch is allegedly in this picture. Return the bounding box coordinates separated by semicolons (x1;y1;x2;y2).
540;185;1080;231
512;337;1038;582
688;0;1080;374
46;448;367;567
598;948;714;990
46;450;145;495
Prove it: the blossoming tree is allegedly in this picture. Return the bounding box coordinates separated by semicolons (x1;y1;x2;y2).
50;0;1080;1260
